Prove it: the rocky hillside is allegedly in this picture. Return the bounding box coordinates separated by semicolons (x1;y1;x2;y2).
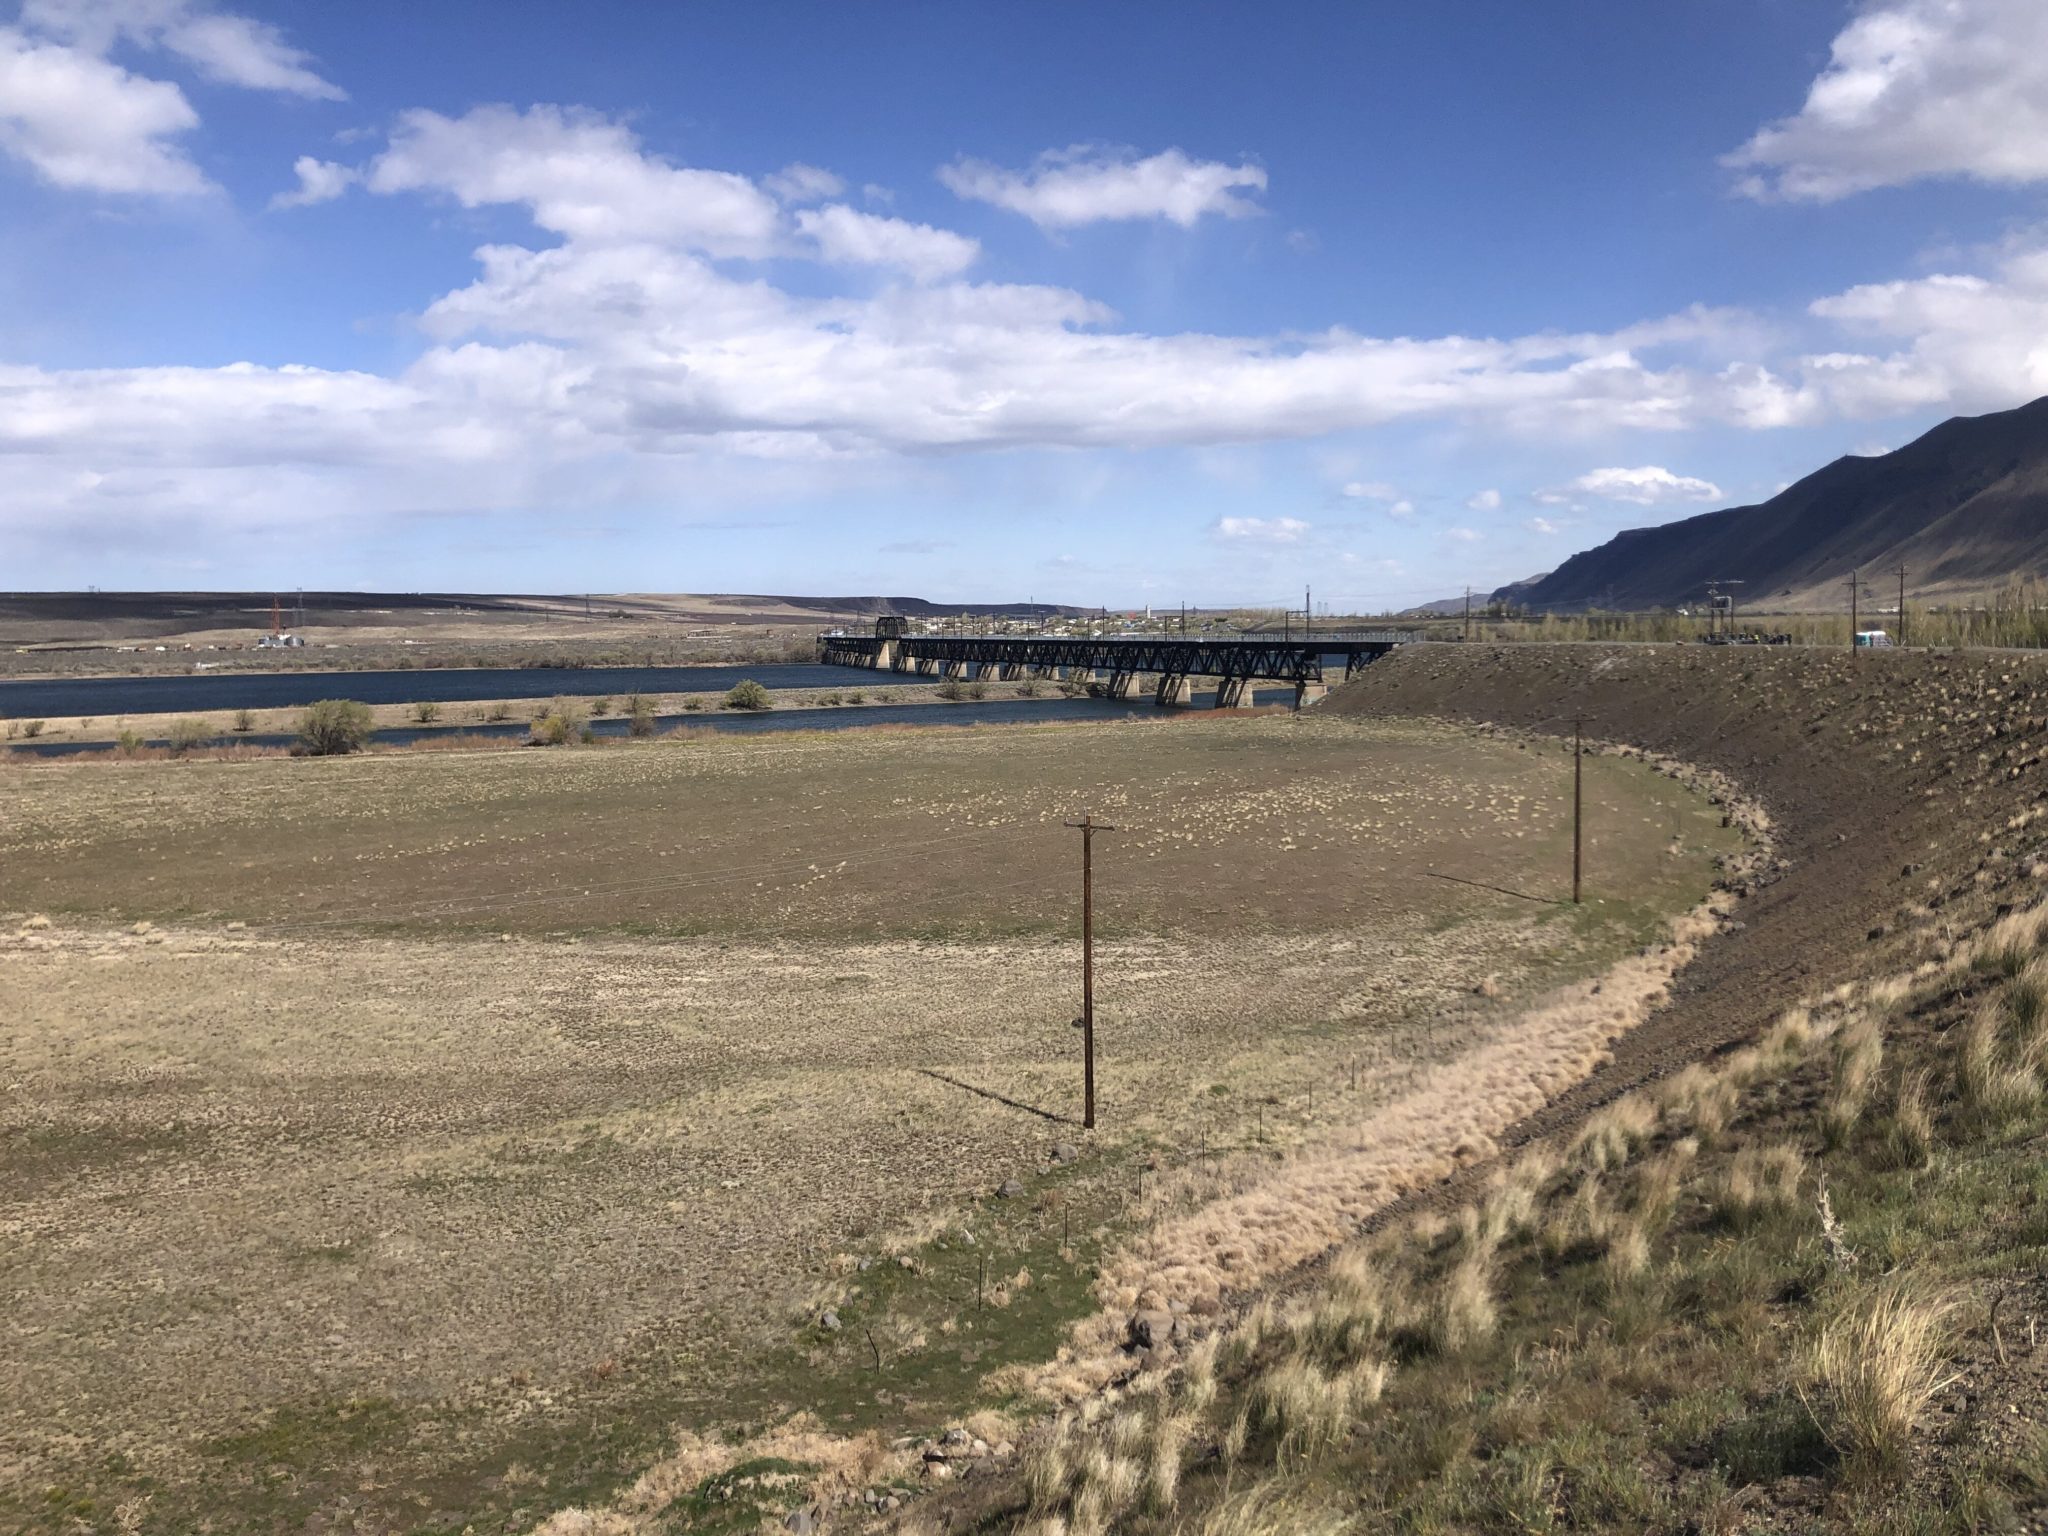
1504;395;2048;612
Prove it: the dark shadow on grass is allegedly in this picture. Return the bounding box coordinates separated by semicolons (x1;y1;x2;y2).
917;1069;1080;1125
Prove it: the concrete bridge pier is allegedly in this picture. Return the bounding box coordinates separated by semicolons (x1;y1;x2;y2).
945;660;971;680
917;657;940;676
874;641;895;670
1155;674;1193;706
1215;678;1256;709
1295;682;1328;708
1106;669;1141;700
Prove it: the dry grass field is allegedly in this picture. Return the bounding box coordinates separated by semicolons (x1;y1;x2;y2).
0;714;1738;1534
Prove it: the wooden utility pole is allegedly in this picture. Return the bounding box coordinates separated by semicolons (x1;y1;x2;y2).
1463;586;1473;642
1065;812;1117;1130
1572;717;1584;905
1848;568;1861;654
1895;564;1909;647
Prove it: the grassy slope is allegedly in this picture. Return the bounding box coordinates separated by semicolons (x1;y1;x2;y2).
997;896;2048;1535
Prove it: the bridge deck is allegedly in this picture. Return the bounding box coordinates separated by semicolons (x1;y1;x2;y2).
816;631;1416;684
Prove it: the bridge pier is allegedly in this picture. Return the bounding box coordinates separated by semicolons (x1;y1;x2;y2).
1106;669;1140;700
1295;682;1328;708
1215;677;1256;709
1155;673;1193;706
874;641;895;670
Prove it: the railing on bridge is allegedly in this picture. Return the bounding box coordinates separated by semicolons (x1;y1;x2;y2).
815;628;1418;702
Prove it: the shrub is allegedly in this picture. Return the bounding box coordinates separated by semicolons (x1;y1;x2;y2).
966;679;989;699
590;696;611;716
724;679;771;711
410;700;441;724
115;728;144;755
166;718;214;755
1017;679;1042;697
482;701;512;722
626;694;657;738
846;690;865;704
529;699;585;746
1805;1283;1955;1475
684;697;704;711
936;676;965;701
232;708;256;733
21;719;44;738
295;699;373;756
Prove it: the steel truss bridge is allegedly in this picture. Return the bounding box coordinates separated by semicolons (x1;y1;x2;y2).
815;630;1417;706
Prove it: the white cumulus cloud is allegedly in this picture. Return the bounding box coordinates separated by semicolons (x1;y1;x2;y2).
939;146;1266;228
270;153;356;209
1215;516;1310;544
22;0;343;99
1544;466;1724;506
764;161;843;204
0;2;340;197
1728;0;2048;201
0;26;207;194
795;204;979;282
1466;488;1501;512
17;99;2048;555
367;105;784;258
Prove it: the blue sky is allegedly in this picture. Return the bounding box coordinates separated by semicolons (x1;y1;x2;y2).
4;0;2048;607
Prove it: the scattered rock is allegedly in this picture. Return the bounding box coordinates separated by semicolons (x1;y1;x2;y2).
783;1507;817;1534
1050;1142;1081;1165
1126;1309;1178;1350
996;1178;1025;1199
817;1309;841;1333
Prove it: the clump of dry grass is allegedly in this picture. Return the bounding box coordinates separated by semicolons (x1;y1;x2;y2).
1955;998;2043;1123
1251;1352;1388;1464
1147;1410;1192;1512
1877;1069;1936;1171
1711;1142;1807;1229
1290;1246;1391;1365
1190;1484;1354;1536
1600;1215;1653;1294
1805;1282;1956;1476
1656;1062;1739;1142
1822;1012;1885;1150
1421;1249;1498;1355
1571;1092;1658;1174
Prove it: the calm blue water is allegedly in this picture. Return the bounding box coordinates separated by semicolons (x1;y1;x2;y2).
5;688;1296;757
0;662;910;719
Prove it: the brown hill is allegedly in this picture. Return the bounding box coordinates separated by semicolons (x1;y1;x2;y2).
1503;394;2048;612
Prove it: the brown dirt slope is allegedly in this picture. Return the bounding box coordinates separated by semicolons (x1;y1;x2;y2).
1324;641;2048;1149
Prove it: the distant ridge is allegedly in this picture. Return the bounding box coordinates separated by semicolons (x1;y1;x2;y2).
1499;395;2048;612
